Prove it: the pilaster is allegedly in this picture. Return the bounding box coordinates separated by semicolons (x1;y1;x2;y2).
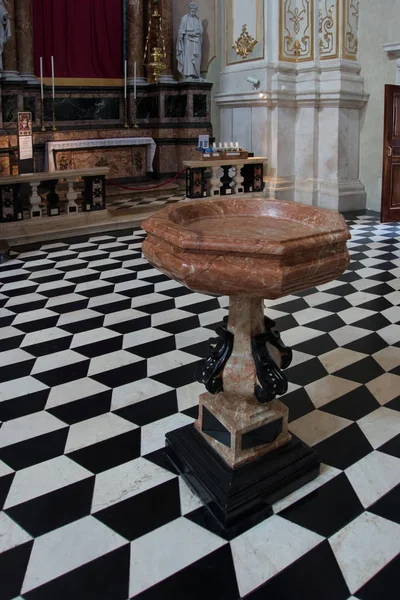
127;0;146;84
216;0;368;212
15;0;35;83
2;0;20;81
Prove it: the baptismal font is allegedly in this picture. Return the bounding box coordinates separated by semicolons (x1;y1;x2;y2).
142;198;351;537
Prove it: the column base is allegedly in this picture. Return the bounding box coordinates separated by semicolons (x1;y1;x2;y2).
127;77;148;86
159;74;177;84
20;73;39;85
1;71;23;82
166;424;320;539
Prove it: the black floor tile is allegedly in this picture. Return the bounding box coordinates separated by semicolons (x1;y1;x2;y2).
278;473;364;537
245;540;350;600
313;423;373;470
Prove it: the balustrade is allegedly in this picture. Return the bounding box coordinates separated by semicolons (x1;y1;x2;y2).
183;158;267;200
0;167;110;223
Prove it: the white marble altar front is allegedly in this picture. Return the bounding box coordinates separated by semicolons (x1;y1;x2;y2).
45;137;157;173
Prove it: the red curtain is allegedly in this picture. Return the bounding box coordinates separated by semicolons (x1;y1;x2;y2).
33;0;122;79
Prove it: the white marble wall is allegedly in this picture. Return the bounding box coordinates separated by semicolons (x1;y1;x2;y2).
214;0;368;212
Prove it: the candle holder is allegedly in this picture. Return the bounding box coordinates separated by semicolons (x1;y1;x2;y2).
40;98;46;132
132;98;139;129
51;99;57;131
123;96;129;129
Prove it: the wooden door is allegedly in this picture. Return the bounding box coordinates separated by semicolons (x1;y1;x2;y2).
381;85;400;222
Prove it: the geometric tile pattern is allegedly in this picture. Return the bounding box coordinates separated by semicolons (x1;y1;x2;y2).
0;213;399;599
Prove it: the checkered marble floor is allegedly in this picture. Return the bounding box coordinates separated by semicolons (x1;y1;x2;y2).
108;193;185;211
0;213;399;600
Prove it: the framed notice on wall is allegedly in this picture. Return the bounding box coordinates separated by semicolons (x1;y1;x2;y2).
17;112;34;174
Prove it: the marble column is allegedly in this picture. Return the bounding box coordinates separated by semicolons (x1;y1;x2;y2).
2;0;20;80
127;0;146;84
15;0;36;83
159;0;175;83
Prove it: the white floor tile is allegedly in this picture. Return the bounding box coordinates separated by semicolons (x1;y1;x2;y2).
231;515;324;596
88;350;142;376
111;378;172;411
65;413;137;453
140;413;194;455
91;457;176;513
21;516;127;594
0;412;66;448
4;456;92;508
357;407;400;449
345;451;400;509
46;378;110;409
0;512;32;553
330;512;400;594
129;517;225;597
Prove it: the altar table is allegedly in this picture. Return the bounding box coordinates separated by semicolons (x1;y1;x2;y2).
45;137;157;173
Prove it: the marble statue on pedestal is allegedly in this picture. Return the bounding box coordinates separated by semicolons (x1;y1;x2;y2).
0;0;11;71
176;2;203;81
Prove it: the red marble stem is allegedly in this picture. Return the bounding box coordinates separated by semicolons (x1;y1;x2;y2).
223;297;265;397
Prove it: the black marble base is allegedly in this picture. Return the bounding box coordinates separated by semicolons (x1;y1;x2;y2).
166;424;320;539
0;240;10;264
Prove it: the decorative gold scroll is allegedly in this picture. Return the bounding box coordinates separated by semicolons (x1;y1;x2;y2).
232;24;258;59
279;0;314;62
319;0;339;60
342;0;359;60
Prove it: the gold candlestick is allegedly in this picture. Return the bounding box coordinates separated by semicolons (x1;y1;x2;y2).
41;98;46;132
52;99;57;131
132;98;139;129
123;96;129;129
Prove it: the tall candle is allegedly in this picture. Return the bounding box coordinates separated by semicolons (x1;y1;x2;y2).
51;56;55;99
124;60;127;99
134;61;137;100
40;57;44;100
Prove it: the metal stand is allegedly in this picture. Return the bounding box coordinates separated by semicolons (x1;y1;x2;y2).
132;98;139;129
52;100;57;131
41;98;46;132
123;96;129;129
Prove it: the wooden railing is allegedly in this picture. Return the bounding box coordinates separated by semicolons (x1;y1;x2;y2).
0;167;110;222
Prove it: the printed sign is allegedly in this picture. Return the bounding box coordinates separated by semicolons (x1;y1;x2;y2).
18;112;33;161
198;134;210;149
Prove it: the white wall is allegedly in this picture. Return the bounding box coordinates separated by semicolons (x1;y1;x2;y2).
358;0;400;212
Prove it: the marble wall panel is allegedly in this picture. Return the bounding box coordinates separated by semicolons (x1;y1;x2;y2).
295;106;317;179
232;107;251;150
250;106;268;158
44;98;120;122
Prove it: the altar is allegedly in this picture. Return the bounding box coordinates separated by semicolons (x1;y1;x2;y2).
45;137;157;178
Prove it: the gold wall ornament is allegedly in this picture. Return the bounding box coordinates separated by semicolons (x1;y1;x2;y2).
279;0;314;63
319;0;339;60
232;24;258;59
342;0;359;60
144;1;167;82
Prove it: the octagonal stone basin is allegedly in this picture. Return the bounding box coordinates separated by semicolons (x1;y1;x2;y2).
142;198;350;299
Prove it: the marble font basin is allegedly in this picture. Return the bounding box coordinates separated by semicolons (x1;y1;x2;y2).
141;198;351;531
142;198;350;299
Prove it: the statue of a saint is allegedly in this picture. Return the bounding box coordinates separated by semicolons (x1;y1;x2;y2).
0;1;11;71
176;2;203;81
